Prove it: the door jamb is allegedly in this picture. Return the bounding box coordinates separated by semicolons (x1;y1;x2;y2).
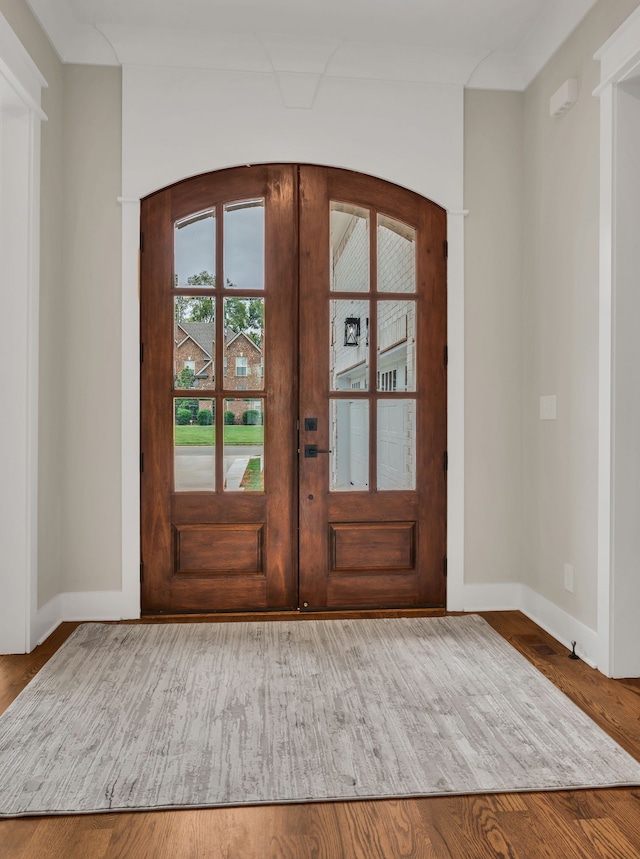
595;6;640;677
0;14;46;653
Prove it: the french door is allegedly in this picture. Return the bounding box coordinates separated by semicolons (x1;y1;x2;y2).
140;165;447;613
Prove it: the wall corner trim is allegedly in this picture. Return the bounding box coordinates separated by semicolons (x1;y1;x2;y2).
594;5;640;92
593;5;640;679
1;12;46;655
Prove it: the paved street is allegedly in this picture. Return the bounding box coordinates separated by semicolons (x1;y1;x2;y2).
174;445;263;491
174;445;262;457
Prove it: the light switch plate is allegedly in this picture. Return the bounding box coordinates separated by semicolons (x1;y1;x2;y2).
540;395;557;420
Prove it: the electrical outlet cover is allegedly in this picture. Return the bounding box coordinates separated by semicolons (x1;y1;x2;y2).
540;395;557;420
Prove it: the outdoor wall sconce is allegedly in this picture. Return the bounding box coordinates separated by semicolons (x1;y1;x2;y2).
344;317;361;346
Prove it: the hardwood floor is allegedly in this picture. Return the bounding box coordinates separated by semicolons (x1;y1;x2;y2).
1;610;639;858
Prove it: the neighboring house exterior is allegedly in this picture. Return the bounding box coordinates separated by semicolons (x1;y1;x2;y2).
174;322;263;422
174;322;215;388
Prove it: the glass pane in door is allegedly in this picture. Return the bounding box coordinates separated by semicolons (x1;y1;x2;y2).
223;297;265;391
174;399;215;491
174;296;215;389
377;213;416;293
377;300;416;392
330;399;369;491
330;202;370;292
224;200;265;290
224;399;264;492
377;399;416;490
330;299;369;391
174;210;216;287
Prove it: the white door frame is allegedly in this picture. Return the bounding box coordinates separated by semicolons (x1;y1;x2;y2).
0;12;46;653
595;5;640;677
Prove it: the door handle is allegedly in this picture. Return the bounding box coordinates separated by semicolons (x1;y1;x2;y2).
304;444;332;458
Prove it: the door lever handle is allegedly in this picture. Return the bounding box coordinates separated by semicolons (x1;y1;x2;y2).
304;444;332;458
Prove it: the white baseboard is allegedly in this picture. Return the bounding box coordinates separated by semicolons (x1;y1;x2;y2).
519;585;599;669
31;584;599;672
32;590;140;650
60;590;137;620
459;582;523;612
32;594;63;647
458;581;598;669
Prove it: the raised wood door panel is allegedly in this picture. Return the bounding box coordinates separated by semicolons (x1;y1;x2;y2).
141;165;298;612
298;166;447;609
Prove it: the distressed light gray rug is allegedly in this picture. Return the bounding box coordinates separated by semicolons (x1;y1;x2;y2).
1;615;639;817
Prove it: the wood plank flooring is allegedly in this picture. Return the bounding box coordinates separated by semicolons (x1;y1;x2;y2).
1;610;639;858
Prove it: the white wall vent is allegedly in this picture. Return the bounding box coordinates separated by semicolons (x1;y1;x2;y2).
550;79;578;117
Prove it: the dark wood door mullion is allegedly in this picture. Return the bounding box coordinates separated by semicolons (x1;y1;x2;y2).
368;206;378;495
214;202;225;494
298;165;330;609
141;190;174;610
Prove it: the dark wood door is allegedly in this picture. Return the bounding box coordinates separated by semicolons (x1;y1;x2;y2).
141;165;298;612
140;165;446;612
298;167;447;609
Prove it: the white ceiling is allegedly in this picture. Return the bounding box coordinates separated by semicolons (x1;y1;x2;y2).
26;0;598;90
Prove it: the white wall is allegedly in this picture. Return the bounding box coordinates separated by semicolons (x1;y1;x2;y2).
60;65;122;594
121;63;466;611
521;0;640;634
123;66;463;207
464;90;524;586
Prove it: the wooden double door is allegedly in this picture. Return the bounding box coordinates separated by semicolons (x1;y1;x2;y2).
140;165;447;613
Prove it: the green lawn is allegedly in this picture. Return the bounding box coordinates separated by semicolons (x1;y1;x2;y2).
240;456;264;491
174;425;264;446
225;425;264;445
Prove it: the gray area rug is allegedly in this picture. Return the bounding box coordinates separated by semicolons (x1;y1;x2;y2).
1;615;639;817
